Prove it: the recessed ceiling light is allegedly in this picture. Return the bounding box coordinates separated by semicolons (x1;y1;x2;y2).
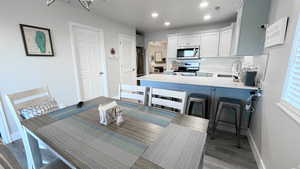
151;12;159;18
203;14;211;21
199;1;209;8
164;22;171;26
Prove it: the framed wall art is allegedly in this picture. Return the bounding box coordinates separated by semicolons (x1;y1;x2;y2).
20;24;54;56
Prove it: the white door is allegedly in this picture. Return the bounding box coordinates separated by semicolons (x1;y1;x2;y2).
119;34;137;85
72;24;108;101
200;32;220;57
219;28;233;56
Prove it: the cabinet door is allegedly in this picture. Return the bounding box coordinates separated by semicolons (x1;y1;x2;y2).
200;32;219;57
167;36;178;59
219;28;233;56
177;35;200;47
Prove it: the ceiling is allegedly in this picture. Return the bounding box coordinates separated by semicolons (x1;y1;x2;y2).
74;0;242;33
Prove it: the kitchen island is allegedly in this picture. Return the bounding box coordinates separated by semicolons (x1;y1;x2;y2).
139;74;257;90
138;74;259;131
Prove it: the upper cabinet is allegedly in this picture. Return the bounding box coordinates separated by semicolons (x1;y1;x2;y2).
167;35;178;59
200;32;220;57
219;27;233;57
166;25;234;58
177;34;201;47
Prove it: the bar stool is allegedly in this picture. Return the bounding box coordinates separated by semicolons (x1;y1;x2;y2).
212;97;244;148
186;93;209;119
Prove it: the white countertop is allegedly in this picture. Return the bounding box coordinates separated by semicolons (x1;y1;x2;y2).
138;74;258;90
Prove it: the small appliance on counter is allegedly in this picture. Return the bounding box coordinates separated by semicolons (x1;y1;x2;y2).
244;71;257;86
240;66;258;87
232;60;242;81
240;56;258;86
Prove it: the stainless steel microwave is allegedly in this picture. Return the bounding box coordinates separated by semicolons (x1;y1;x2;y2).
177;47;200;60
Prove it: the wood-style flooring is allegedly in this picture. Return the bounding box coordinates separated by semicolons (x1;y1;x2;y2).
204;130;258;169
5;129;258;169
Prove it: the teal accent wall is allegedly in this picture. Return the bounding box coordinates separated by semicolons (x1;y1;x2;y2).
237;0;271;56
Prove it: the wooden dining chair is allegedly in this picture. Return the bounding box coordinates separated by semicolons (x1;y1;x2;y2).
148;88;187;114
5;87;69;169
119;84;147;105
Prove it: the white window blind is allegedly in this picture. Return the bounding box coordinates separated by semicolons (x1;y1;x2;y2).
282;14;300;114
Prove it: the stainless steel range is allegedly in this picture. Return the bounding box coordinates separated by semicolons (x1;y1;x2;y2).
174;60;200;76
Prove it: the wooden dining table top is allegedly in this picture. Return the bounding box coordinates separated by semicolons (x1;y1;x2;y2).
22;97;209;169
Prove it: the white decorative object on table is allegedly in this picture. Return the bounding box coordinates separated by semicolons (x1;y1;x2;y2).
116;108;124;126
98;101;124;126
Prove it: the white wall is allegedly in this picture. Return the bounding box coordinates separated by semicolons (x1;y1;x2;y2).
250;0;300;168
0;0;135;141
236;0;270;56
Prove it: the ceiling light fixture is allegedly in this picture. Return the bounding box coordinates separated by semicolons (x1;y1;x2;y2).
46;0;94;11
151;12;159;18
203;14;211;21
164;22;171;26
199;1;209;8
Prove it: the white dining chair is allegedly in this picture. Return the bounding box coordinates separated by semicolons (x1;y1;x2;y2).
148;88;187;114
119;84;147;105
5;87;69;169
0;97;11;145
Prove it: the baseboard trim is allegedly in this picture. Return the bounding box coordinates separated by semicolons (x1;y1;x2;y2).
247;129;266;169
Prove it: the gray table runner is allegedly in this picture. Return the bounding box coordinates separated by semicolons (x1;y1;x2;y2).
37;116;147;169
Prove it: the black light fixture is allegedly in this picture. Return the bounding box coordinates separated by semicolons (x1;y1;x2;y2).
46;0;94;11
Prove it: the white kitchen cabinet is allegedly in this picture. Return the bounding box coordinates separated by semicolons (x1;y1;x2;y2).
167;35;178;59
166;26;235;59
200;32;220;57
177;34;201;47
219;27;233;56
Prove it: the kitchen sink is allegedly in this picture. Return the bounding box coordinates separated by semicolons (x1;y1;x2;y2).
197;72;214;77
217;74;233;78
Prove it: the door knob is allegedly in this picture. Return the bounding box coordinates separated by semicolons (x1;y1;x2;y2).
99;72;104;75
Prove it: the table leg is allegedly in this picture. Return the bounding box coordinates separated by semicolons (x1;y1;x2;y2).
22;127;42;169
198;154;204;169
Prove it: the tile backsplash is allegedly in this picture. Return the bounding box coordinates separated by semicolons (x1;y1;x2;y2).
199;57;242;73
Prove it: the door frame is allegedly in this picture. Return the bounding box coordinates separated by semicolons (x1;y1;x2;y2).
69;22;109;101
0;97;12;144
118;33;137;85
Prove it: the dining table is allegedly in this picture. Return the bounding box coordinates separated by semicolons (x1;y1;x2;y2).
22;96;209;169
